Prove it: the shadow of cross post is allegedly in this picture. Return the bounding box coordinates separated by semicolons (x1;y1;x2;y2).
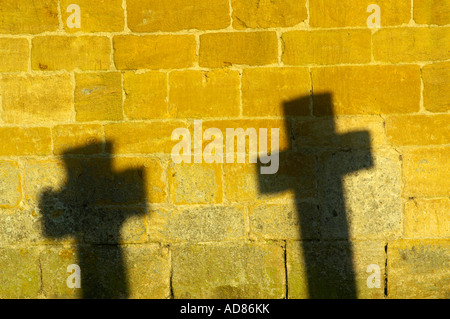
39;142;147;299
258;93;374;298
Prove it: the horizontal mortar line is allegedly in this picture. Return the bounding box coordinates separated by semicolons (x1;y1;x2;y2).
123;60;447;72
6;58;450;75
282;239;393;243
110;240;284;247
3;143;450;152
388;236;450;240
27;240;288;249
277;23;450;31
10;153;173;160
1;67;245;75
34;203;150;209
2;22;450;38
0;238;396;251
6;112;450;122
68;117;292;124
146;241;292;248
403;196;450;200
0;70;77;76
382;111;450;116
8;55;450;72
318;112;450;118
0;117;446;129
402;196;450;201
1;112;448;128
2;154;169;161
228;238;396;244
146;238;256;245
150;201;319;209
277;60;450;68
0;28;351;38
145;204;252;210
22;152;310;158
392;144;450;149
6;143;450;158
0;242;171;249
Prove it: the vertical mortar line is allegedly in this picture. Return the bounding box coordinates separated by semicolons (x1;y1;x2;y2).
169;244;175;299
238;68;243;117
166;71;173;118
308;66;313;117
19;159;27;238
122;0;130;33
221;142;228;209
401;197;407;243
164;154;172;207
27;37;33;73
38;250;44;296
194;33;200;69
384;242;388;298
109;36;117;72
165;70;174;207
284;240;289;299
162;154;171;207
419;65;425;113
277;30;282;65
57;0;64;31
228;0;233;28
305;0;310;28
101;123;106;153
120;70;126;122
280;32;286;66
398;147;406;243
411;0;414;23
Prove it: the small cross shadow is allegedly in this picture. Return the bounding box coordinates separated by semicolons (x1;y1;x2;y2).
39;141;147;299
258;93;374;298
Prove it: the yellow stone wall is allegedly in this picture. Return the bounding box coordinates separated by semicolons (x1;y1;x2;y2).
0;0;448;299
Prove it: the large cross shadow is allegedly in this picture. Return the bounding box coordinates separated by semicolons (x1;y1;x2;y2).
258;93;374;298
37;93;372;298
39;141;147;298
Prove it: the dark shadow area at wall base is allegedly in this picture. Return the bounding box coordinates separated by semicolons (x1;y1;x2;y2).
258;93;373;298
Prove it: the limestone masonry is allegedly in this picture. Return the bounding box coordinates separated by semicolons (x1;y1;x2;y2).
0;0;448;299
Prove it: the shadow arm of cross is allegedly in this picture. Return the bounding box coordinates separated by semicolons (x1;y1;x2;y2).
257;94;374;195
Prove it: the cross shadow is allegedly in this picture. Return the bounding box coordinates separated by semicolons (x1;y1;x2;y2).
258;93;373;298
39;141;147;299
